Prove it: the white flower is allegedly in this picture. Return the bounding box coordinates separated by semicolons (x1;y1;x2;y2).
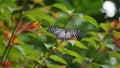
101;1;117;18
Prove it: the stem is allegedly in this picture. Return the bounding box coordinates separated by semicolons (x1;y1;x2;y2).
35;0;81;67
35;41;64;68
0;10;23;67
63;15;73;28
42;40;64;63
63;0;81;28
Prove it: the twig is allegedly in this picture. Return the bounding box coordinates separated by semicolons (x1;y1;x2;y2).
34;40;64;68
35;0;81;68
63;0;81;28
0;10;23;67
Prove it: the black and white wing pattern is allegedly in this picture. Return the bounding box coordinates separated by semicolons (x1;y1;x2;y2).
47;27;83;40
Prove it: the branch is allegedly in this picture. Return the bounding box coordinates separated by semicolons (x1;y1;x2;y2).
0;10;23;67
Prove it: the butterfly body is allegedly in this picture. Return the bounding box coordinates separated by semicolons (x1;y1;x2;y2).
47;27;83;40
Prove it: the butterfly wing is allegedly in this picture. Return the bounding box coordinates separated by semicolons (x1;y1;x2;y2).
68;29;83;36
47;27;66;40
65;30;75;40
47;27;56;34
47;27;83;40
54;28;66;40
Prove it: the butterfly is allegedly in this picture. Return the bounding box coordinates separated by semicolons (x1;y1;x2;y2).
47;27;83;40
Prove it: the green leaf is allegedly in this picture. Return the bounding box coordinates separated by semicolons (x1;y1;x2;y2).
82;15;99;30
20;43;40;55
52;3;69;13
68;17;97;31
0;0;17;7
101;65;113;68
57;47;66;54
14;46;26;56
0;44;5;56
66;50;81;58
82;37;98;48
74;40;88;49
66;50;84;63
87;63;100;68
82;0;102;15
48;64;60;68
49;55;68;65
26;54;39;62
26;33;40;38
24;8;55;23
72;57;83;64
112;30;120;38
114;64;120;68
44;43;53;49
0;9;11;21
109;51;120;60
100;22;110;32
18;42;42;61
9;47;23;62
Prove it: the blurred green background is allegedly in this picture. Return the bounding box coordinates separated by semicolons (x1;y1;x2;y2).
0;0;120;68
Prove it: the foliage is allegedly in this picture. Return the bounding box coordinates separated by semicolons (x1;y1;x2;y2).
0;0;120;68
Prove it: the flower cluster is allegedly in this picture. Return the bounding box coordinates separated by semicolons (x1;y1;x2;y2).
0;61;12;67
114;19;120;27
114;38;120;47
1;21;42;45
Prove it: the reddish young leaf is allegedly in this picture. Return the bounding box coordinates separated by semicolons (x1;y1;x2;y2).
1;61;12;67
114;38;120;47
114;19;120;27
